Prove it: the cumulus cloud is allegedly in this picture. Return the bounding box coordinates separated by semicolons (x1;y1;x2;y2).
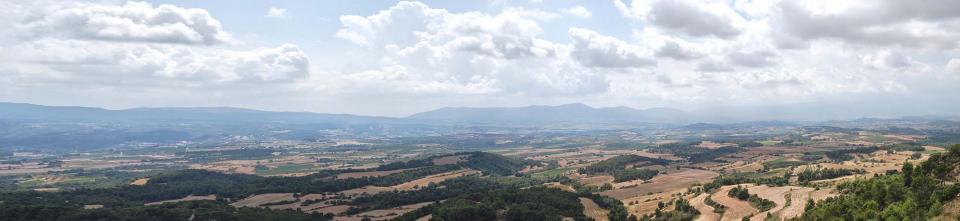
861;50;913;71
726;50;777;67
336;2;557;59
2;0;959;117
946;59;960;74
655;41;702;60
266;7;288;18
561;6;592;18
1;0;307;90
16;1;230;45
615;0;743;39
333;1;613;96
695;60;735;72
775;0;960;49
10;39;308;84
569;27;656;68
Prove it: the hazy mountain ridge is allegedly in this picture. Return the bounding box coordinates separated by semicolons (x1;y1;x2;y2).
1;102;958;151
0;102;394;124
408;103;692;124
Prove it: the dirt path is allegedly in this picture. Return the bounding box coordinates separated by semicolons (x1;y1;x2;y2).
580;197;610;221
712;185;758;221
690;193;721;221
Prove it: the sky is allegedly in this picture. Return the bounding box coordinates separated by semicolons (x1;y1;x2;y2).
1;0;959;119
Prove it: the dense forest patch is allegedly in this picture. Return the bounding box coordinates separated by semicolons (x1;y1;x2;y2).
797;145;960;220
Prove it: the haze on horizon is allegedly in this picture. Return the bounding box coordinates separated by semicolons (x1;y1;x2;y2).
1;0;959;119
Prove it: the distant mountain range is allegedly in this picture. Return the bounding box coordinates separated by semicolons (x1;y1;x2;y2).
1;102;957;151
0;102;392;124
0;102;696;125
408;103;692;125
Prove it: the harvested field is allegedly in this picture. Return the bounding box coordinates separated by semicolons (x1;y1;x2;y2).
431;154;467;165
335;202;433;221
699;141;736;149
61;159;139;169
336;168;415;179
544;182;576;192
935;198;960;220
130;178;149;186
745;146;818;155
690;193;721;221
339;185;394;197
745;185;793;221
145;194;216;206
711;185;758;221
602;169;719;199
621;189;684;216
597;149;683;161
779;188;813;220
726;161;765;173
316;205;352;215
530;149;606;161
578;175;615;187
300;193;327;201
392;169;478;190
338;169;478;198
230;193;296;208
808;188;836;202
924;145;946;151
579;197;609;221
502;147;568;157
416;215;432;221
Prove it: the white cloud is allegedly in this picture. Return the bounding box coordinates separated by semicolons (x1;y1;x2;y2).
726;50;777;67
695;60;735;72
615;0;744;39
774;0;960;49
861;49;912;71
16;1;230;45
561;6;592;18
266;7;288;19
2;0;305;87
569;27;656;68
9;39;309;85
333;2;611;96
2;0;959;117
655;41;702;60
945;59;960;75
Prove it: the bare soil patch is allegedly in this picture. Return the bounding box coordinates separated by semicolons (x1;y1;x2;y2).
130;178;149;186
